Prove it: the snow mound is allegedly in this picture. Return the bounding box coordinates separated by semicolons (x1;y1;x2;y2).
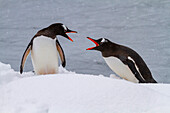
0;62;170;113
0;62;18;85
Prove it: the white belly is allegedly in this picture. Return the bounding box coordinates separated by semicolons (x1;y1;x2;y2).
31;36;58;75
103;57;139;83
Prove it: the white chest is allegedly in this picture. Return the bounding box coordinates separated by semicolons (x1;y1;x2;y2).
31;36;59;75
103;57;139;83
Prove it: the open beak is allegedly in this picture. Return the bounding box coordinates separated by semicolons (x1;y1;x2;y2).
64;29;77;42
86;37;100;50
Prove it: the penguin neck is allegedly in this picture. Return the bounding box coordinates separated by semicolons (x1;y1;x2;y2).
101;42;120;58
34;28;57;39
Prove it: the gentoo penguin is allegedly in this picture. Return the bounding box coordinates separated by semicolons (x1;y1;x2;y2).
20;23;77;75
86;37;157;83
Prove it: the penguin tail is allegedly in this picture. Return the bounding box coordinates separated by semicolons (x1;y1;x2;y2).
151;80;157;83
147;79;157;83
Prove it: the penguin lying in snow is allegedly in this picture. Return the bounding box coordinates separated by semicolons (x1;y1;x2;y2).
20;23;77;75
86;37;157;83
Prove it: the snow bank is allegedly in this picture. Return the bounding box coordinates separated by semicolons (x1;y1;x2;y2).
0;62;18;85
0;62;170;113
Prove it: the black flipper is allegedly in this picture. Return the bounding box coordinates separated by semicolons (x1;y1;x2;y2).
56;40;66;67
20;41;32;74
125;59;146;83
118;56;146;83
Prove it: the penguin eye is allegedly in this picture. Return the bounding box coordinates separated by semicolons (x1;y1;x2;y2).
62;25;67;32
100;38;107;45
100;42;104;45
101;38;105;43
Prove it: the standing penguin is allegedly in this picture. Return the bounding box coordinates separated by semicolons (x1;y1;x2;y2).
20;23;77;75
86;37;157;83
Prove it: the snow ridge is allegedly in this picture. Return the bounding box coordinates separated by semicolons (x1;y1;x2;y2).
0;62;170;113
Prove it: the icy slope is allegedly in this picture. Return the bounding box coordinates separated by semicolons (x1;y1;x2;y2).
0;62;170;113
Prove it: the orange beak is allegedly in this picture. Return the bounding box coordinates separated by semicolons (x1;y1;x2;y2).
64;30;77;42
86;37;99;50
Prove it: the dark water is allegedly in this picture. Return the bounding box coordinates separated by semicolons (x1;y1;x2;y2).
0;0;170;83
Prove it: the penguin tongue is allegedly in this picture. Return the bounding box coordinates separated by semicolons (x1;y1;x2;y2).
86;37;99;50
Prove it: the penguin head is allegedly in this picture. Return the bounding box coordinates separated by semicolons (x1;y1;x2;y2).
48;23;77;42
86;37;111;51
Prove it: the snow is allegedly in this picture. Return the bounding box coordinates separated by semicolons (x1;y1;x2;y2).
0;62;170;113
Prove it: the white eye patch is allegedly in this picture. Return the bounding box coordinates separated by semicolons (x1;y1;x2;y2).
62;25;67;31
101;38;105;43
